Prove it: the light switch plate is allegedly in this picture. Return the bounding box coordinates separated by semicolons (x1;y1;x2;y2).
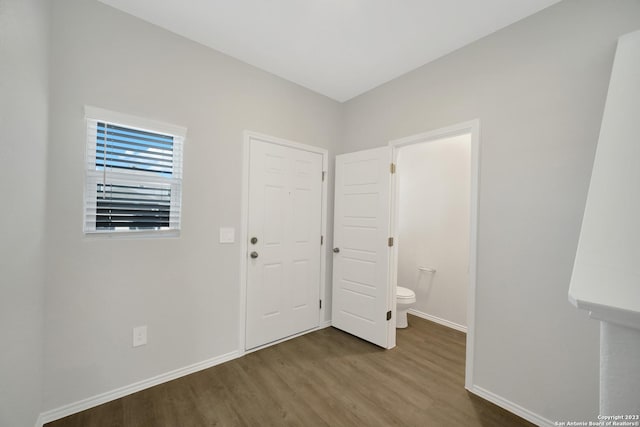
219;227;235;244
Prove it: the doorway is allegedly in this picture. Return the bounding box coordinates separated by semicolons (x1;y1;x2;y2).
395;134;471;332
389;120;479;389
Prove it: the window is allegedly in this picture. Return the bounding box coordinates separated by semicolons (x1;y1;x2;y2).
84;107;185;235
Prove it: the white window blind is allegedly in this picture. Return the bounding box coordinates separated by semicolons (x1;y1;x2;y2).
84;107;185;234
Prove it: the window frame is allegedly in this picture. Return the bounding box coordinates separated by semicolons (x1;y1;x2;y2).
83;106;186;237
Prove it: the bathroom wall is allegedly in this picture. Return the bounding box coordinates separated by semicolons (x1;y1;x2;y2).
343;0;640;422
397;134;470;330
45;0;342;412
0;0;50;425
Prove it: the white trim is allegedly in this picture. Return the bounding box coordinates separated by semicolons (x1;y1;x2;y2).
408;309;467;333
385;146;397;350
467;385;555;427
319;145;329;330
39;350;239;425
82;108;185;236
239;134;250;358
34;414;44;427
239;131;329;355
388;119;480;391
320;319;332;328
570;294;640;331
84;106;187;138
243;130;328;155
82;229;180;240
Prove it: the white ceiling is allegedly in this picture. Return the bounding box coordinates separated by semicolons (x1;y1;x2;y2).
98;0;561;102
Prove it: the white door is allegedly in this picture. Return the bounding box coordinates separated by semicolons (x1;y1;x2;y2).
246;139;323;350
332;146;395;349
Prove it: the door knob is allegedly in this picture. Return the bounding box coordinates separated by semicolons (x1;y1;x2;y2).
333;247;340;253
250;237;258;244
250;251;259;259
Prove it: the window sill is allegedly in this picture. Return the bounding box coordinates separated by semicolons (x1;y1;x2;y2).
83;229;180;240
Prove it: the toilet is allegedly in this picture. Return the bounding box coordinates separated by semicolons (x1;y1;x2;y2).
396;286;416;328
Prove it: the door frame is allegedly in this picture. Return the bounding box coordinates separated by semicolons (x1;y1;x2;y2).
239;130;328;355
388;119;480;390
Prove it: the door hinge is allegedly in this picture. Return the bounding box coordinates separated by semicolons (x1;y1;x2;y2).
388;237;394;247
386;310;392;321
322;171;326;181
320;299;322;309
390;163;396;174
321;235;324;245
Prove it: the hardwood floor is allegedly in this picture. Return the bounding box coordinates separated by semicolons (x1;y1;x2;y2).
47;315;534;427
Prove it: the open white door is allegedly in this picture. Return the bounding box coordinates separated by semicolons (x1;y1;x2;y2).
332;146;395;349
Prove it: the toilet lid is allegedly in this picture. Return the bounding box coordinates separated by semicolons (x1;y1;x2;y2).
397;286;415;299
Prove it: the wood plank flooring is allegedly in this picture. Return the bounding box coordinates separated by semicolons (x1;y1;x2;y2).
46;315;534;426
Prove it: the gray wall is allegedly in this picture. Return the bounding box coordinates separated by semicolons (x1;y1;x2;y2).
44;0;341;410
11;0;640;421
0;0;49;425
343;0;640;422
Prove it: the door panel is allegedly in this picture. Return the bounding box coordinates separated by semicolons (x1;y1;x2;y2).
246;139;322;350
332;146;394;349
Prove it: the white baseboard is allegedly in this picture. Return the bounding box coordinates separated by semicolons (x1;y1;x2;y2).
39;350;240;425
408;309;467;333
41;321;333;425
35;325;553;427
467;384;554;427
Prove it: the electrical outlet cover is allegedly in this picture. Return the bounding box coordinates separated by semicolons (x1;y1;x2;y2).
133;325;147;347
